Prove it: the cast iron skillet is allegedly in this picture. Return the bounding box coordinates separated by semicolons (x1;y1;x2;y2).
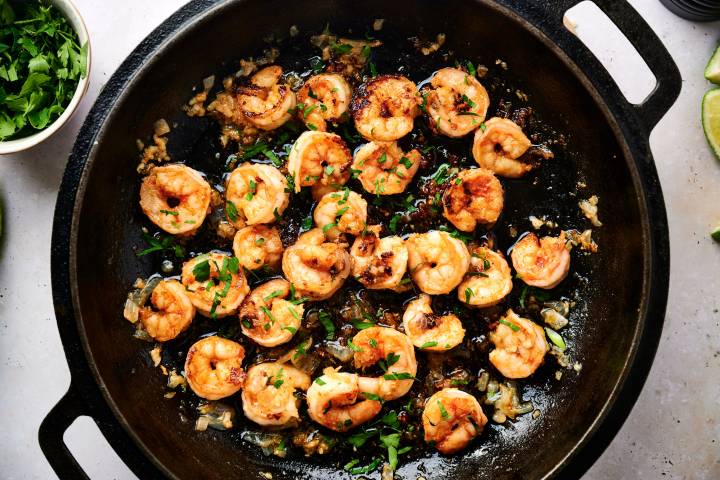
39;0;680;478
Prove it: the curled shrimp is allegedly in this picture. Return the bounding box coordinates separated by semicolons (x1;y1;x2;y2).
306;367;382;432
138;279;195;342
236;66;296;130
422;388;487;454
422;67;490;138
510;232;570;289
350;225;408;290
352;326;417;401
282;228;352;300
225;163;289;227
313;190;367;238
442;168;504;232
472;117;532;178
458;247;513;308
350;74;420;141
139;164;211;235
296;73;352;131
239;279;303;347
406;231;470;295
402;294;465;351
351;141;422;195
287;131;352;194
489;309;549;379
181;253;249;318
232;225;284;271
185;336;246;400
241;362;311;428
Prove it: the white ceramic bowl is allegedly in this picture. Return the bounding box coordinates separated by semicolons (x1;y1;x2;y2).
0;0;91;155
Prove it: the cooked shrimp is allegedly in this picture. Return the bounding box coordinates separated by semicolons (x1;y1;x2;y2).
185;336;246;400
352;326;417;401
181;253;249;318
239;279;303;347
138;279;195;342
406;231;470;295
350;225;408;290
422;67;490;138
225;163;289;227
442;168;504;232
139;164;211;235
510;232;570;289
422;388;487;454
458;247;512;308
402;294;464;351
306;367;382;432
296;73;352;131
489;309;549;379
282;228;352;300
236;65;296;130
241;362;311;428
351;141;421;195
313;190;367;238
287;131;352;194
232;225;283;271
472;117;532;178
350;75;420;141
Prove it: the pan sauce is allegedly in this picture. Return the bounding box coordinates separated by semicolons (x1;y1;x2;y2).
127;23;598;476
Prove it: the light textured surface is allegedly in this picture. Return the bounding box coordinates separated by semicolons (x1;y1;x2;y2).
0;0;717;478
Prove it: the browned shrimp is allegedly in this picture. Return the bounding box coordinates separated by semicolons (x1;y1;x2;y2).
138;279;195;342
511;232;570;289
472;117;532;178
351;141;422;195
350;225;408;290
306;367;382;432
139;164;211;235
232;225;284;271
236;66;296;130
282;229;352;300
296;73;352;131
489;310;549;379
402;294;465;351
239;279;303;347
181;253;249;318
422;67;490;138
442;168;504;232
350;75;420;141
458;247;513;308
422;388;487;454
185;336;246;400
287;131;352;194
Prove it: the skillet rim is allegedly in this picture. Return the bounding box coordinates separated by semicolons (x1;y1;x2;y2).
48;0;672;478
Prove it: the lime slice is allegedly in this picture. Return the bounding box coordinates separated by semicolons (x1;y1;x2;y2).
705;45;720;84
702;89;720;160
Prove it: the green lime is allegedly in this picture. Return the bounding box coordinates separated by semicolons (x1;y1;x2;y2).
702;88;720;160
712;225;720;242
705;44;720;84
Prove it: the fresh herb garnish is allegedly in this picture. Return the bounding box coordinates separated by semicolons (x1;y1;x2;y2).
318;310;335;340
419;341;438;349
499;318;520;332
226;201;239;222
0;0;88;140
437;400;450;419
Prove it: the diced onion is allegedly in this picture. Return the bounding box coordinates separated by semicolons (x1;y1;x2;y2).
325;341;353;363
202;75;215;92
153;118;170;136
541;308;568;330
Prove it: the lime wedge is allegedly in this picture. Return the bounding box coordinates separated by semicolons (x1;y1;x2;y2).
712;225;720;242
705;45;720;84
702;89;720;160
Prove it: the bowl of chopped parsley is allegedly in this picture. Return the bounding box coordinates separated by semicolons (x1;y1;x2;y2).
0;0;89;154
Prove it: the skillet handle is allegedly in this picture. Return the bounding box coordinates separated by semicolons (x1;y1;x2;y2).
38;384;91;480
553;0;681;133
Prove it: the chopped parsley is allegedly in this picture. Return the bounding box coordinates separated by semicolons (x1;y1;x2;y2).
419;341;438;349
318;310;335;340
499;318;520;332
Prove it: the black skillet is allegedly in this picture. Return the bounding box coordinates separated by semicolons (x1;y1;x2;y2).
39;0;680;478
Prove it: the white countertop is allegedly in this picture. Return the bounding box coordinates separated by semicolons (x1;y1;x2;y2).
0;0;718;478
